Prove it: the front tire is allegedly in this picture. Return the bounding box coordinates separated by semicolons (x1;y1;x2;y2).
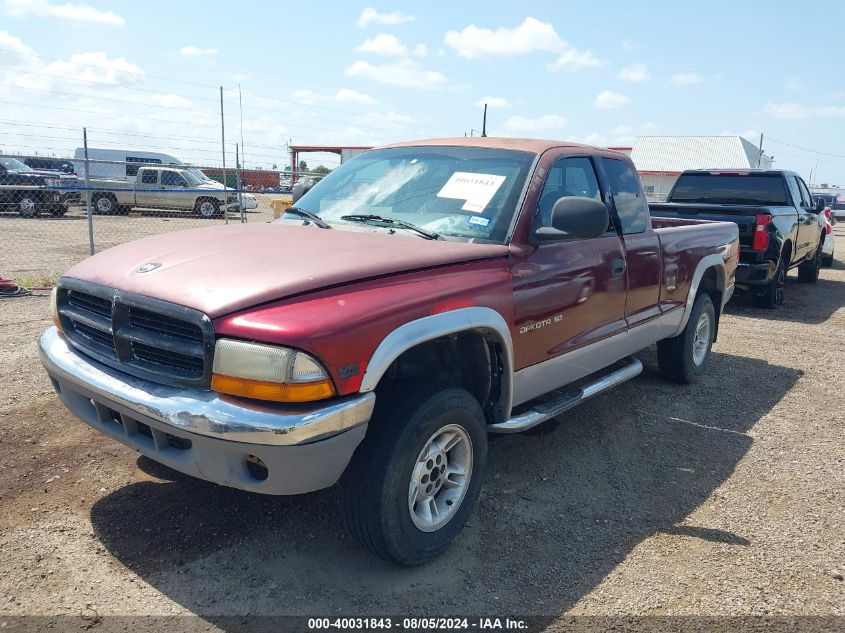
195;198;220;218
657;292;715;384
18;195;41;218
341;384;487;566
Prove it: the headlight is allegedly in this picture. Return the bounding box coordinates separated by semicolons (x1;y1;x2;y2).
211;339;335;403
50;286;62;331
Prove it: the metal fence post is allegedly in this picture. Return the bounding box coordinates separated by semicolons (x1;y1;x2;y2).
236;143;245;224
83;127;94;255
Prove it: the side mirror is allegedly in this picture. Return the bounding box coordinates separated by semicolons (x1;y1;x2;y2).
815;198;826;213
535;196;609;240
291;178;315;203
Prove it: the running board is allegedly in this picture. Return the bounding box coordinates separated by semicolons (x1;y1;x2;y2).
490;357;643;434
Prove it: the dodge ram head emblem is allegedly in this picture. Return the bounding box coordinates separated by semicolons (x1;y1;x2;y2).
137;262;162;273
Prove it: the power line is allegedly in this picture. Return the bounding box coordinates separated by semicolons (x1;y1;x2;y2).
765;136;845;161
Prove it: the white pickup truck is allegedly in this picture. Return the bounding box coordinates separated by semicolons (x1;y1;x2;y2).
89;166;238;217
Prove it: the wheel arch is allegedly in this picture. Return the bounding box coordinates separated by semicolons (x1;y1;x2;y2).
672;254;728;337
359;307;514;424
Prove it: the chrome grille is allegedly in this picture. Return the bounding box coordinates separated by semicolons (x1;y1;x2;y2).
56;280;214;387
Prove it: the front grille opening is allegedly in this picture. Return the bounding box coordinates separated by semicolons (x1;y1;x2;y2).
131;342;203;376
73;321;115;350
136;421;153;439
104;406;123;427
166;433;192;450
128;306;204;343
245;455;268;481
68;290;111;318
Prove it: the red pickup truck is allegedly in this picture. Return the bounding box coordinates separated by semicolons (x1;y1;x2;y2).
40;138;738;565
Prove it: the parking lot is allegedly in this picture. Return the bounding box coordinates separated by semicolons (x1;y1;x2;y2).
1;225;842;625
0;196;284;285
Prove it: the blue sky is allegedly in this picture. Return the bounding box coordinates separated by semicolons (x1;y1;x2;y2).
0;0;843;182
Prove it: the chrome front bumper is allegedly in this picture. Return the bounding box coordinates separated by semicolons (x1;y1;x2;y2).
39;327;374;494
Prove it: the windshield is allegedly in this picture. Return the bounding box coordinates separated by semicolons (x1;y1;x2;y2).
182;170;205;186
291;146;535;243
0;156;31;171
187;168;211;182
670;174;789;205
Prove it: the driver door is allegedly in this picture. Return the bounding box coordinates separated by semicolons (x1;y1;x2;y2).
510;155;628;382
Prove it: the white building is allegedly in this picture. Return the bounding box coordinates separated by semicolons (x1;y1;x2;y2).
618;136;773;201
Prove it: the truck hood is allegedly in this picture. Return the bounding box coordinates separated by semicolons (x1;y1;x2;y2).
63;223;509;317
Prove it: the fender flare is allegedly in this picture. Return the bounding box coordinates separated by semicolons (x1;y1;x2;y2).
672;253;728;336
359;307;515;422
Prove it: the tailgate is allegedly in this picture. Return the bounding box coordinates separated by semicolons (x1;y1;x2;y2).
650;203;764;248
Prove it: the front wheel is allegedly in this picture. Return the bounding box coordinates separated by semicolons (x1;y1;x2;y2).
194;198;221;218
18;195;41;218
92;193;116;215
341;384;487;566
657;292;716;384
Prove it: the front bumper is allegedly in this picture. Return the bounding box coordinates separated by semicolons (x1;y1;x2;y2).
39;327;374;494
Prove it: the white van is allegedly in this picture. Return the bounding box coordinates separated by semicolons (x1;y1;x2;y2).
73;148;185;181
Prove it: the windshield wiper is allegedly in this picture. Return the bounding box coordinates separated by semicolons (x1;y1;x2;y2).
340;214;439;240
284;206;331;229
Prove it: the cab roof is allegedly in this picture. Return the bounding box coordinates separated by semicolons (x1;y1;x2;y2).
379;136;622;156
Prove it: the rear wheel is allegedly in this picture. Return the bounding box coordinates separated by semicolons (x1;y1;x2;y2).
798;243;822;283
657;292;715;384
341;384;487;566
753;257;786;309
92;193;116;215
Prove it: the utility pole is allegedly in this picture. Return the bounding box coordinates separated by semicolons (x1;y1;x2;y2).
481;103;488;137
757;133;764;168
236;143;245;224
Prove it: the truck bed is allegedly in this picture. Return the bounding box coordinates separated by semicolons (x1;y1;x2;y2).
650;202;773;250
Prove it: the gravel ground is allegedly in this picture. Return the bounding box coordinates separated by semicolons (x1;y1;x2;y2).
0;227;842;630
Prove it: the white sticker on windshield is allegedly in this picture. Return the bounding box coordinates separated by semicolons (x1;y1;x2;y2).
437;172;506;213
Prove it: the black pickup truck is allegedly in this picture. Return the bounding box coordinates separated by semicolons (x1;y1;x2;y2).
0;155;77;217
651;169;827;308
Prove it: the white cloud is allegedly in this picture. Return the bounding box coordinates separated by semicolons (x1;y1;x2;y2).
412;44;427;57
334;88;376;104
345;58;446;90
547;47;604;72
357;7;414;28
502;114;567;133
594;90;631;109
618;63;650;82
445;17;565;58
476;96;510;108
356;33;408;56
292;87;377;106
8;50;144;91
763;102;845;119
4;0;125;25
151;93;192;109
0;30;35;66
669;72;702;86
180;45;218;58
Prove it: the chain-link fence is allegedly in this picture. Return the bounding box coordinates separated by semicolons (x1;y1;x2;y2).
0;148;327;286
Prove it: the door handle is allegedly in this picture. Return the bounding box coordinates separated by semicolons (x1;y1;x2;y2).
611;258;626;277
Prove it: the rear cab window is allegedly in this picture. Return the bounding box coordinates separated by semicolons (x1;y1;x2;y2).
602;158;649;234
140;170;159;185
671;173;789;206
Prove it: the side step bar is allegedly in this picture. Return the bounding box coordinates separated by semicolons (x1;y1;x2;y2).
489;357;643;434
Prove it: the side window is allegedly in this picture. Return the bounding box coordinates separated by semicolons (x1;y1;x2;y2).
786;176;802;207
602;158;649;234
797;178;813;208
535;156;601;229
160;171;184;186
140;170;159;185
